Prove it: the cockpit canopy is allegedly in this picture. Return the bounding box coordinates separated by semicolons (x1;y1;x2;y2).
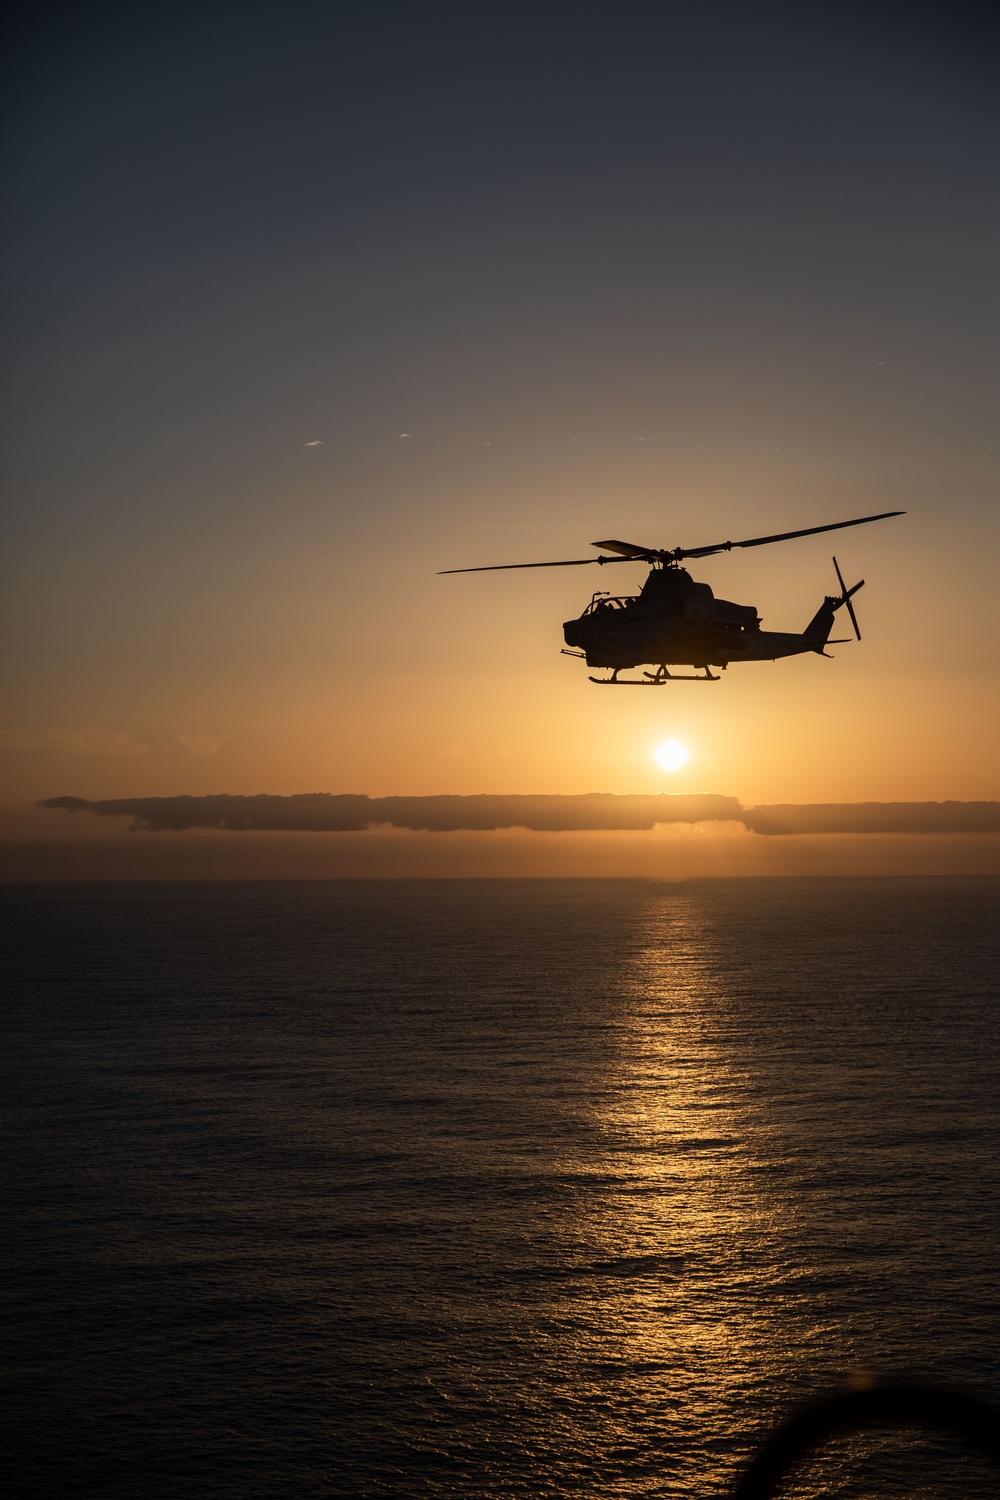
582;593;637;616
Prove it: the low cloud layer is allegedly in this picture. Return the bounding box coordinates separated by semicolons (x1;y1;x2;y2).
742;803;1000;834
38;793;1000;835
39;793;741;832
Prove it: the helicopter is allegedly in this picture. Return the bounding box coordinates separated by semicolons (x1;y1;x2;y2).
441;510;904;683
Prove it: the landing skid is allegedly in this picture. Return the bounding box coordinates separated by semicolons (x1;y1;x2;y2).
589;665;721;685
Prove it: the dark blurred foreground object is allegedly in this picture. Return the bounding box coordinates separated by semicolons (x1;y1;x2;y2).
732;1382;1000;1498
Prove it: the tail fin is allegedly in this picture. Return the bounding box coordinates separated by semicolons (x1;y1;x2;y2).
805;558;865;653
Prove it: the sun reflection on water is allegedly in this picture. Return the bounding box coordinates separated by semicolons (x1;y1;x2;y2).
533;893;789;1494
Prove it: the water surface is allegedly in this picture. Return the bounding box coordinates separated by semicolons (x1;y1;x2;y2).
3;877;999;1497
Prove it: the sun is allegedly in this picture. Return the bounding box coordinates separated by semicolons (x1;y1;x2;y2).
654;738;690;772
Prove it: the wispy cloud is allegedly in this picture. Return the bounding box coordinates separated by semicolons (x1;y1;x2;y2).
4;726;228;760
0;728;35;752
4;727;150;758
42;728;149;758
176;734;223;757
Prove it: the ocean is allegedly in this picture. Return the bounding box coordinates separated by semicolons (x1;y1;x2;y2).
3;877;999;1498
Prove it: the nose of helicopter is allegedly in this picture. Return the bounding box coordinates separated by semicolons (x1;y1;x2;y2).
562;618;584;648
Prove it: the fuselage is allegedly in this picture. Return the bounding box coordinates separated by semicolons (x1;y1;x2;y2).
562;565;824;670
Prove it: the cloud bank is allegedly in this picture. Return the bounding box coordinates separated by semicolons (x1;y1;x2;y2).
742;803;1000;834
38;794;1000;835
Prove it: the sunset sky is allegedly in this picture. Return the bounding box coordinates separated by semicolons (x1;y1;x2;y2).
2;1;997;875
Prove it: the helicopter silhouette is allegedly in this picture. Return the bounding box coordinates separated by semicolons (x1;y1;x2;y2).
441;510;904;683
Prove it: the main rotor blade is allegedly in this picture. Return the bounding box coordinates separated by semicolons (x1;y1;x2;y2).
676;510;905;559
438;555;635;574
440;509;905;575
590;538;661;560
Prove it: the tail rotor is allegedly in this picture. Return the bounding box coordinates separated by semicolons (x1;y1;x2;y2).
832;555;864;640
